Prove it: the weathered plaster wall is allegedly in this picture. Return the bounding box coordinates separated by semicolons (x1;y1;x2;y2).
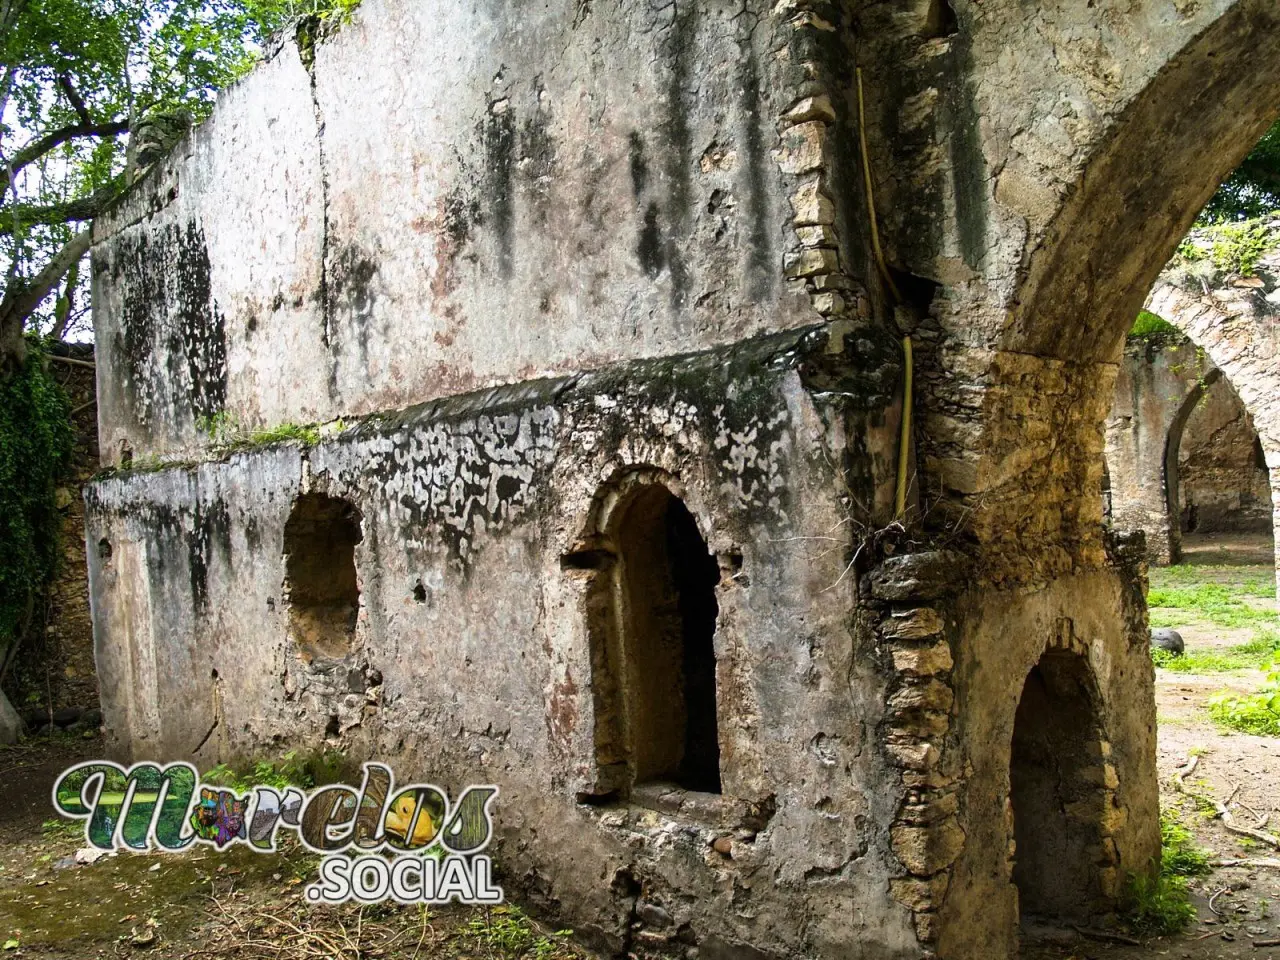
1178;375;1272;535
92;0;897;467
88;331;919;959
1104;339;1215;565
858;0;1280;581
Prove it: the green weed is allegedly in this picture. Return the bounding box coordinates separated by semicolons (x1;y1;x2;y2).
1207;663;1280;736
40;817;82;840
1122;871;1197;936
1129;311;1182;340
203;751;316;792
1178;218;1280;276
1160;809;1212;878
465;905;574;958
1147;583;1278;630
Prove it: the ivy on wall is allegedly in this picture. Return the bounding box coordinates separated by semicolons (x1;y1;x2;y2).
0;341;72;649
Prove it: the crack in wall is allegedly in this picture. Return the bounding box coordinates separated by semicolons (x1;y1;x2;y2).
296;22;334;362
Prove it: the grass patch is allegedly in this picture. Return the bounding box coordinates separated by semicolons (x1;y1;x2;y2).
465;905;574;959
1152;629;1280;673
1150;565;1275;594
1208;664;1280;736
1148;583;1278;629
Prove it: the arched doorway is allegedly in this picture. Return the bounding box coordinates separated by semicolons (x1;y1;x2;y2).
1010;649;1111;925
1161;368;1223;564
1168;371;1275;562
569;479;723;798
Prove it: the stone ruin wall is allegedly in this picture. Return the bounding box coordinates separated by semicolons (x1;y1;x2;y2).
89;0;1280;955
90;0;896;469
1177;375;1272;536
1105;339;1218;566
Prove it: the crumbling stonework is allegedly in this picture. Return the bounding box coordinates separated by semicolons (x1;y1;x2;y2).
1147;239;1280;589
1104;339;1219;565
1178;374;1271;536
5;345;100;724
87;0;1280;957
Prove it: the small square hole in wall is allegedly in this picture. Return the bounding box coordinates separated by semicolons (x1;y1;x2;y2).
283;493;363;660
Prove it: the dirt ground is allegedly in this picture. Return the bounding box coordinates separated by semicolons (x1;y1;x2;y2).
0;547;1278;959
1180;532;1276;568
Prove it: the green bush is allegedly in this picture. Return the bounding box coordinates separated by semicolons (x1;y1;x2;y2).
203;750;316;791
0;344;72;647
1208;663;1280;736
1178;218;1280;276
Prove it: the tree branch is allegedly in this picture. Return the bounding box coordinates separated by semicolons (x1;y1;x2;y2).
0;228;90;341
0;184;119;234
0;120;128;197
56;74;91;125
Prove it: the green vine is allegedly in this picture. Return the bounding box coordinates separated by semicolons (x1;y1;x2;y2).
0;341;72;651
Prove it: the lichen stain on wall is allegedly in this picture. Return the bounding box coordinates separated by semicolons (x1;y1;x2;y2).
99;219;228;440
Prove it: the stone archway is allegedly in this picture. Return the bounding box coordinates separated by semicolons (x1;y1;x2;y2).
1147;243;1280;594
861;4;1280;957
1010;647;1112;925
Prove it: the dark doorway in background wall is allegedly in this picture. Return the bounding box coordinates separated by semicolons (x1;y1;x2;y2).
283;493;363;661
1010;650;1108;925
613;485;722;794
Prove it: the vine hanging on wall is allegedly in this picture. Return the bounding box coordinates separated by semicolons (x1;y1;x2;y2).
0;338;72;659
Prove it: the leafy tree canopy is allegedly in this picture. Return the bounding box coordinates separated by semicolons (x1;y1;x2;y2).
1200;120;1280;223
0;0;356;370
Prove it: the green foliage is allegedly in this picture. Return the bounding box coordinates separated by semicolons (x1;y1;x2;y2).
0;0;363;343
1201;121;1280;223
202;751;315;791
1177;218;1280;277
1147;582;1279;630
245;0;362;36
1152;628;1280;673
1122;871;1197;936
1160;809;1212;878
1207;663;1280;736
1129;310;1181;340
465;905;574;959
0;344;70;646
